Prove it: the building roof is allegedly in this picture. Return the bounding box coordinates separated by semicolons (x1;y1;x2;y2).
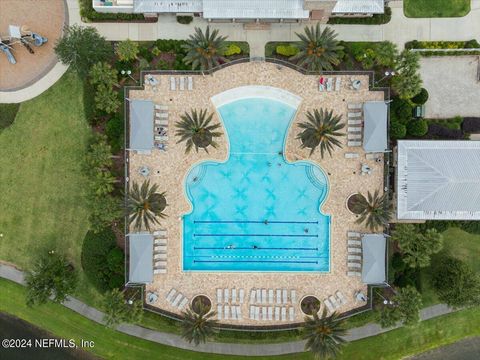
129;99;154;151
133;0;202;13
202;0;310;19
128;233;153;284
333;0;384;14
361;234;386;284
363;101;388;153
397;140;480;220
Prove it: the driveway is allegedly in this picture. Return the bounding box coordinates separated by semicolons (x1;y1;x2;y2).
420;56;480;118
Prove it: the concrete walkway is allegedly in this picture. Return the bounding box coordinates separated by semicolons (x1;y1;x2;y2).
0;262;456;356
2;0;480;103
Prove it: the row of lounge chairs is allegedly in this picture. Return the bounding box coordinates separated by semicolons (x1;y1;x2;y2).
347;231;362;277
249;288;296;305
347;104;364;147
319;77;342;92
166;288;188;310
217;304;242;321
154;104;169;151
249;305;295;321
170;76;194;91
216;288;245;304
324;291;348;315
153;230;167;274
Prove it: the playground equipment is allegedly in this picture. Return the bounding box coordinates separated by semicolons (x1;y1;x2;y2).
0;25;48;64
0;40;16;64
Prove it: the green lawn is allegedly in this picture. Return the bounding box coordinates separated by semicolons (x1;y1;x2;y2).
404;0;471;18
0;71;101;304
1;279;479;360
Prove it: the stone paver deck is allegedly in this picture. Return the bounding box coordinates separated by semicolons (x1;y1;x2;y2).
128;62;385;325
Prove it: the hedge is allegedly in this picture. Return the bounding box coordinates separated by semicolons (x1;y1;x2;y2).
0;103;20;131
81;228;124;292
328;7;391;25
79;0;146;22
407;119;428;137
405;39;480;56
462;117;480;133
276;45;299;57
176;16;193;24
411;88;429;105
390;119;407;139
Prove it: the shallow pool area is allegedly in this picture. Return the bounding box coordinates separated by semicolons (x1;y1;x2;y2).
183;95;330;272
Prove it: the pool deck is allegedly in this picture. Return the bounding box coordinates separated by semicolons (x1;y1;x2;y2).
128;62;385;325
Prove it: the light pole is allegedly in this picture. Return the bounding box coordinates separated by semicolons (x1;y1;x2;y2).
375;70;396;85
121;69;137;83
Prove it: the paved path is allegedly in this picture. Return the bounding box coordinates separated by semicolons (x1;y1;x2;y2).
0;263;457;356
2;0;480;103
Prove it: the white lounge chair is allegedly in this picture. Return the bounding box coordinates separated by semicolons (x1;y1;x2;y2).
276;289;282;304
348;133;362;140
178;297;188;310
249;306;255;320
232;288;237;304
154;135;168;142
155;105;168;111
261;289;267;304
275;307;280;321
154;238;167;246
348;231;361;238
239;289;244;304
348;126;362;133
231;305;237;320
250;289;256;303
282;289;288;304
291;290;296;303
224;288;229;303
348;271;361;276
155;119;168;126
348;141;362;147
348;262;362;269
166;289;176;302
255;306;260;320
268;289;274;304
348;104;362;110
268;306;273;321
154;230;167;237
289;307;295;321
262;306;268;320
236;305;242;320
154;253;167;260
256;289;261;303
154;245;167;254
170;77;176;91
187;76;193;90
319;83;325;92
335;77;341;91
179;77;185;91
217;288;223;303
348;239;362;246
224;305;229;320
172;294;183;307
281;307;287;321
324;298;335;314
156;112;168;119
348;247;362;254
329;295;340;309
344;152;359;159
154;268;166;274
336;291;347;305
326;78;334;91
348;119;362;125
348;112;362;118
348;255;361;261
217;305;222;320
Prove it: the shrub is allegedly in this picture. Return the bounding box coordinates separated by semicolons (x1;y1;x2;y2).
0;103;20;130
427;124;464;139
462;117;480;133
89;62;118;88
116;39;139;62
390;118;407;139
391;97;413;122
391;252;406;272
276;44;299;57
151;46;161;57
465;39;480;48
81;228;124;292
177;15;193;24
95;84;121;114
355;48;376;69
407;119;428;137
106;115;124;153
83;80;98;126
223;44;242;56
411;88;429;105
138;45;154;62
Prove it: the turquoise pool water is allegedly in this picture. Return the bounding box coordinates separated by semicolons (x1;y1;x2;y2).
183;97;330;272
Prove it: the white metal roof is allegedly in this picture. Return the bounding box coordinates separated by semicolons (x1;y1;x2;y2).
363;101;388;153
203;0;310;19
332;0;384;14
133;0;202;13
397;140;480;220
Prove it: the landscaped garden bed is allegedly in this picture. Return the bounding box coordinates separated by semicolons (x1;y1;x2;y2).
346;193;365;215
328;7;391;25
300;295;321;316
405;39;480;56
191;295;212;314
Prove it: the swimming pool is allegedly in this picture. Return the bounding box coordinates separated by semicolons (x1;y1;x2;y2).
183;90;330;272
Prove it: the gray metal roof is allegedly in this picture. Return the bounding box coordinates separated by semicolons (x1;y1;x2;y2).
397;140;480;220
134;0;202;13
128;233;154;284
129;99;154;151
333;0;384;14
203;0;310;19
363;101;388;153
361;234;386;284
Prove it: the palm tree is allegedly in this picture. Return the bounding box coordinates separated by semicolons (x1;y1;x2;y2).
181;303;217;346
182;26;228;70
91;171;117;196
297;108;345;157
352;189;392;230
175;109;222;153
303;309;347;359
126;180;167;231
290;24;343;72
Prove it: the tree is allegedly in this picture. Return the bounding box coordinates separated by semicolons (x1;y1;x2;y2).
290;24;343;72
54;25;111;76
378;286;422;328
303;309;347;359
88;195;122;233
392;224;443;268
126;180;167;231
25;251;78;306
374;41;398;68
89;62;118;88
175;109;222;153
181;303;217;346
392;50;422;99
182;26;228;70
352;190;392;230
94;84;121;114
102;288;143;328
406;119;428;137
115;39;139;62
91;171;117;196
85;134;113;171
297;108;345;158
432;255;480;307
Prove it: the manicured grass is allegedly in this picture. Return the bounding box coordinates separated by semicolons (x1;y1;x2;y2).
404;0;471;18
0;71;102;304
1;278;479;360
441;227;480;273
0;103;20;130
